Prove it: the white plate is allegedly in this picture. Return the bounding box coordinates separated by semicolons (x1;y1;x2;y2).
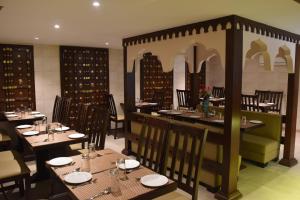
68;133;85;139
34;114;45;118
159;110;169;112
118;160;140;170
5;111;15;114
212;119;224;123
148;103;158;105
249;120;263;124
22;131;39;136
30;111;40;115
49;157;73;167
16;125;32;129
55;127;70;131
64;172;92;184
267;103;275;105
140;174;168;187
6;114;18;118
168;111;182;115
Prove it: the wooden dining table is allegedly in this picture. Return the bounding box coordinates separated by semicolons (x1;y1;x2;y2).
16;123;88;181
48;149;177;200
5;111;45;125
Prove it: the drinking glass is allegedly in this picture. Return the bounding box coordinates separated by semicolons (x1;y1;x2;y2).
170;104;174;110
109;168;121;195
46;124;55;141
218;112;223;120
80;153;91;172
116;158;128;181
88;143;97;159
241;116;247;125
34;121;40;132
27;107;32;113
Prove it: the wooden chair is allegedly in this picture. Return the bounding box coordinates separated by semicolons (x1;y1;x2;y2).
136;117;170;173
52;95;62;123
212;86;225;98
269;91;283;113
84;106;110;150
0;151;31;200
60;97;72;126
255;90;270;103
107;94;124;139
152;90;165;110
241;94;260;112
176;89;191;109
157;121;208;200
74;104;89;133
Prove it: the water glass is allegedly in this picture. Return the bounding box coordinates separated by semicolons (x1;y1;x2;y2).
88;143;97;159
34;121;40;132
46;124;55;141
170;104;174;110
21;110;25;118
116;158;128;181
218;112;223;120
81;153;91;172
109;168;121;195
241;116;247;125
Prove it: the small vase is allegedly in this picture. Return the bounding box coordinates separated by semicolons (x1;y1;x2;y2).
202;97;209;117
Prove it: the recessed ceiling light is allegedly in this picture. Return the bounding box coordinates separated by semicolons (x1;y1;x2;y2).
34;37;39;40
105;42;109;46
92;1;100;7
54;24;60;29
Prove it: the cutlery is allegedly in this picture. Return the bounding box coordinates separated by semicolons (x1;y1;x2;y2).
72;178;97;189
54;161;76;170
62;167;80;176
87;187;111;200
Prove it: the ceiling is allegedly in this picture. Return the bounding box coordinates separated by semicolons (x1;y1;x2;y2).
0;0;299;49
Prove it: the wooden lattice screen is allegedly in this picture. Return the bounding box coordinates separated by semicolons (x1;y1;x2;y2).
0;44;35;111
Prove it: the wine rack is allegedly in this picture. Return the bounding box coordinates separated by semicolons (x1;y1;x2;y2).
140;52;173;109
0;44;36;111
60;46;109;126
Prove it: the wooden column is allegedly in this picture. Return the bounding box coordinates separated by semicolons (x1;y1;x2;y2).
279;44;300;167
215;24;243;200
190;46;200;108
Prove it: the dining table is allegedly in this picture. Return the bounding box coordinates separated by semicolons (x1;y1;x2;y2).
16;123;88;181
5;111;46;125
48;148;177;200
199;96;225;106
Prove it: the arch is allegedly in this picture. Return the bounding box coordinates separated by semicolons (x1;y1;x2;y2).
245;39;272;71
275;45;294;73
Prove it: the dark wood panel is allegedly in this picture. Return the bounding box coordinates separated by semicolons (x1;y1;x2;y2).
0;44;36;111
140;52;173;109
60;46;109;127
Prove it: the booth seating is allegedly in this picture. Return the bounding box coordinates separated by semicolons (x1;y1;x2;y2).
0;150;31;199
240;110;282;167
128;113;239;191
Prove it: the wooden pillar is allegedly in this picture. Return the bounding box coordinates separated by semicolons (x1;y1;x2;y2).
123;46;136;155
215;23;243;200
190;45;200;108
279;44;300;167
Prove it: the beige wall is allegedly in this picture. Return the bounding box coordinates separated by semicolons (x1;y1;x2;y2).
33;45;124;120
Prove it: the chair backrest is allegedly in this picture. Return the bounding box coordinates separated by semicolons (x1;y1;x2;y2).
107;94;117;117
84;105;109;149
269;91;283;113
241;94;259;112
137;117;170;172
162;121;207;200
74;104;89;133
212;86;225;98
152;90;165;110
52;95;62;122
176;89;191;108
255;90;270;103
60;97;72;125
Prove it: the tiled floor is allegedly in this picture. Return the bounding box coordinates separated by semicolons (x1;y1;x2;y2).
1;133;300;200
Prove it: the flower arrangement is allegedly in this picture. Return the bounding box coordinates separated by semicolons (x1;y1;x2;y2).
199;84;211;99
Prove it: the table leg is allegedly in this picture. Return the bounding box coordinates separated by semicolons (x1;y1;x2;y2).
32;149;50;182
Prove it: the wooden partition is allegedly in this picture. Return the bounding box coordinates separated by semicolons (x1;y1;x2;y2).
60;46;109;126
0;44;36;111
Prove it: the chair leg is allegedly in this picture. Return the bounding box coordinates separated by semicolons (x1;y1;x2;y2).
0;183;9;200
24;174;31;200
114;122;117;139
19;178;24;197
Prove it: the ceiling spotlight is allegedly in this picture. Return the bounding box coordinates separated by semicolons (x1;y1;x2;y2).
54;24;60;29
34;37;39;40
105;42;109;46
92;1;100;7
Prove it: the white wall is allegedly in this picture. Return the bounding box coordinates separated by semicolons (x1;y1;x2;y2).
33;45;124;120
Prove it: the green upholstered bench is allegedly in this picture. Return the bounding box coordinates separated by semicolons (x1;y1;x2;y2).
240;110;282;167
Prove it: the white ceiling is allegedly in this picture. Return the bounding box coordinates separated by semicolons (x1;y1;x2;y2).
0;0;299;49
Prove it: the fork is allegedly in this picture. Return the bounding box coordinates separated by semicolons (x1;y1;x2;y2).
87;187;111;200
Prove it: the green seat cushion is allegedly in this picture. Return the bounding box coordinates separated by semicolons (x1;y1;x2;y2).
242;133;278;154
